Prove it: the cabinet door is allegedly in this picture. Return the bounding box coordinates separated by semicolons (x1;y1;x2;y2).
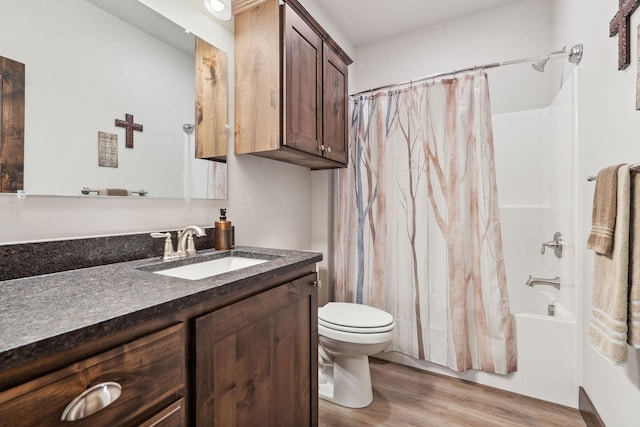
284;4;323;157
195;274;318;427
322;44;349;164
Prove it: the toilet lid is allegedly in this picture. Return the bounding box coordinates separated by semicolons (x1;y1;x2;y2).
319;302;394;332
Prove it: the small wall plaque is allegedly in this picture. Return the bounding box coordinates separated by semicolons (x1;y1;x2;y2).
98;131;118;168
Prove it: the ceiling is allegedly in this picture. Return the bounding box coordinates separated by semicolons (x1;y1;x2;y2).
313;0;524;46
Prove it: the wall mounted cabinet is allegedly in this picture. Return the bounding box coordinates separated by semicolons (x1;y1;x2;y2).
233;0;352;169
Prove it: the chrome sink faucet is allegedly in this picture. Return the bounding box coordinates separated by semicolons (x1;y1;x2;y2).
151;225;206;261
525;275;561;290
176;225;206;257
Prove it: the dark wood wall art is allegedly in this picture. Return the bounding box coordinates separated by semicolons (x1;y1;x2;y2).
610;0;640;70
115;113;143;149
0;56;25;193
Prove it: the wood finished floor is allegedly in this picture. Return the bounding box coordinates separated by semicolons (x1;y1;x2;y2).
319;359;586;427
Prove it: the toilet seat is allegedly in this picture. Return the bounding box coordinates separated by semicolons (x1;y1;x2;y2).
319;302;394;334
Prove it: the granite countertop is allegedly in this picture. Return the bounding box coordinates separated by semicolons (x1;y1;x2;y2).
0;246;322;372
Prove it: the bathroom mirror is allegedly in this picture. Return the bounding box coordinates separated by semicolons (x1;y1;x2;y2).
0;0;227;199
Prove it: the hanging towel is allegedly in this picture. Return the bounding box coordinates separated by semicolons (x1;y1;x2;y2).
587;164;624;255
588;165;631;363
98;188;130;196
628;171;640;348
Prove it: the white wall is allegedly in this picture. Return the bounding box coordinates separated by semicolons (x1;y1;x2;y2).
298;0;356;305
551;1;640;426
353;0;552;114
0;0;312;251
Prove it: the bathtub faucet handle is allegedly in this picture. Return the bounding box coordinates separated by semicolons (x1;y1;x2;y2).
540;232;563;258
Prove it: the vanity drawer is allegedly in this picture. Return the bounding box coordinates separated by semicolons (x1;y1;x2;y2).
0;323;185;426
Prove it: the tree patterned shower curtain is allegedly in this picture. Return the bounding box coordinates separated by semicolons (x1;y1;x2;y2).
335;71;517;374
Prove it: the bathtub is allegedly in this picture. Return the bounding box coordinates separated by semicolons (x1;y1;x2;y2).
509;310;577;407
503;283;578;407
377;291;579;408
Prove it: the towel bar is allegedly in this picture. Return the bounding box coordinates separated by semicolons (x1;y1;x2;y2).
587;163;640;181
81;187;148;196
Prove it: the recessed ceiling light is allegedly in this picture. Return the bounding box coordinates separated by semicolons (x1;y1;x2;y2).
204;0;231;21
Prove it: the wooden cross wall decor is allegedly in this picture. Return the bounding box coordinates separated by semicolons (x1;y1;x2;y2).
611;0;640;70
115;113;143;149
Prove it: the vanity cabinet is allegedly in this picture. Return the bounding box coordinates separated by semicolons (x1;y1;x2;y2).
0;257;320;427
0;324;186;426
233;0;352;169
195;273;318;426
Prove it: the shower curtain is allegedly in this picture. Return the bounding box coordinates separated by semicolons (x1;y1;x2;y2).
335;71;517;374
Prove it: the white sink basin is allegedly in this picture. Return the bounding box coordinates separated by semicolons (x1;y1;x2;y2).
153;256;269;281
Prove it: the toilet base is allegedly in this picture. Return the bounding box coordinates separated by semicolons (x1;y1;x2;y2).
318;353;373;408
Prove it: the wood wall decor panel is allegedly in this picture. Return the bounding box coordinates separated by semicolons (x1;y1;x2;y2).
0;56;25;193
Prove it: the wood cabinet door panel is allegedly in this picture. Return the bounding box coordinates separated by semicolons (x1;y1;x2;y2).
322;44;348;164
284;4;322;156
195;274;318;427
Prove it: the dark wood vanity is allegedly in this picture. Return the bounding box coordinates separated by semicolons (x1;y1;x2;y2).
0;247;321;426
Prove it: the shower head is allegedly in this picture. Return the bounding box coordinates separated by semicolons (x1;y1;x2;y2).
531;57;549;72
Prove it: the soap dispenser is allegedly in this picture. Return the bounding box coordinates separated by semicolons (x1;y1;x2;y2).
214;208;234;250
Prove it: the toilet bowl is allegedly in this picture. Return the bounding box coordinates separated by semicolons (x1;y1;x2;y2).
318;302;394;408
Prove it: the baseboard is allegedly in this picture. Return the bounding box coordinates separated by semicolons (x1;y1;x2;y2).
579;387;606;427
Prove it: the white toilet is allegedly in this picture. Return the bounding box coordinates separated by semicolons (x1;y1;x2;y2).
318;302;395;408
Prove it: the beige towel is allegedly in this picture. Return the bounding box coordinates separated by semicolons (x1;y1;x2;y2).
587;165;630;363
628;172;640;347
98;188;130;196
587;164;624;255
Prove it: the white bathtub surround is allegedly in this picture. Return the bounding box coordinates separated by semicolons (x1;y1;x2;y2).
335;72;516;374
588;165;631;363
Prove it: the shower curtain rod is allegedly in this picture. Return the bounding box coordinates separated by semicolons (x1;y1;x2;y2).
350;43;583;97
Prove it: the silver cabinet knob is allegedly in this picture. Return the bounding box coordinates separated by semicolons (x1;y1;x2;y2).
312;280;322;288
61;382;122;421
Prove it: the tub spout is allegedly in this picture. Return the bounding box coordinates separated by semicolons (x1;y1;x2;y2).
525;275;561;290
